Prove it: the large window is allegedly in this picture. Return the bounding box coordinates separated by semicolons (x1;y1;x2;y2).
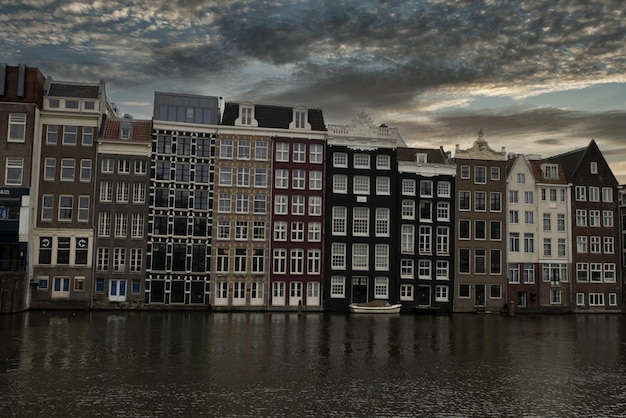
5;157;23;185
352;207;369;236
330;276;345;298
352;244;369;270
374;277;389;299
60;159;75;181
332;207;346;235
62;126;77;145
8;113;26;142
59;195;73;221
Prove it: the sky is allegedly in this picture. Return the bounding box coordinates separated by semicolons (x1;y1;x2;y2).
2;0;626;180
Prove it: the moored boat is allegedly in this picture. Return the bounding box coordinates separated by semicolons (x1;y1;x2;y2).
349;300;402;314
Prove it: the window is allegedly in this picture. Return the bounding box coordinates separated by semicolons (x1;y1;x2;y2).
438;182;451;197
437;227;449;255
557;214;565;231
290;222;304;242
275;169;289;189
609;293;617;306
330;276;345;298
374;277;389;299
402;200;415;219
474;249;486;274
491;167;500;180
39;237;52;264
130;249;143;272
490;192;501;211
44;158;56;181
558;238;566;257
459;191;470;210
8;113;26;142
218;193;231;213
252;249;265;273
375;244;389;270
99;181;112;203
543;238;552;256
437;202;450;221
436;285;449;302
460;165;470;179
60;159;75;181
474;191;486;211
419;200;433;221
332;207;347;235
98;212;111;237
589;187;599;202
42;195;54;221
509;233;520;252
97;248;109;272
132;183;146;204
292;169;305;189
509;190;520;204
524;211;534;225
293;143;306;162
79;159;92;182
459;283;470;298
543;213;551;231
576;210;587;226
590;236;601;253
118;159;131;174
235;194;249;213
543;164;558;178
603;237;614;254
474;220;486;240
419;226;431;254
590;264;602;282
175;163;191;182
376;154;391;169
309;170;322;190
131;213;144;238
238;140;251;160
400;284;414;301
220;139;233;158
418;260;431;279
524;233;534;253
46;125;58;144
59;195;73;221
116;182;129;203
62;126;77;145
604;263;616;282
235;249;247;273
510;210;519;224
590;210;600;227
420;180;433;197
575;186;586;201
401;259;414;278
490;221;501;240
78;196;89;222
576;236;588;253
309;144;323;163
290;249;304;274
525;191;534;204
354;154;370;169
509;264;520;284
590;162;598;174
236;167;250;187
331;243;346;269
333;152;348;168
308;222;321;242
307;249;321;274
602;187;613;202
351;207;369;236
253;194;267;214
517;173;525;184
401;225;415;254
115;213;128;238
276;142;289;162
5;157;23;185
589;293;604;306
459;220;470;240
352;243;369;270
291;195;305;215
53;237;70;264
402;179;416;195
216;248;230;273
603;211;614;227
353;176;370;194
475;166;486;184
376;177;390;195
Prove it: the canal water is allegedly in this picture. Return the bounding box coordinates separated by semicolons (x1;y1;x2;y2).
1;311;625;417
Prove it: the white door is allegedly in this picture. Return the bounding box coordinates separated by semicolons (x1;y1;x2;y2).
289;282;302;306
306;282;320;306
272;282;285;305
52;277;70;299
109;279;127;302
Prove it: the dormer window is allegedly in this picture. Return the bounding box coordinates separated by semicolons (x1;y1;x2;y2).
295;111;306;128
241;107;253;125
65;100;79;109
415;153;427;163
590;162;598;174
542;164;558;179
120;122;132;140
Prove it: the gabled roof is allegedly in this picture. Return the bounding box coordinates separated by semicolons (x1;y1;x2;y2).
102;119;152;142
546;146;587;180
47;81;101;99
528;159;568;185
221;102;326;131
397;147;447;164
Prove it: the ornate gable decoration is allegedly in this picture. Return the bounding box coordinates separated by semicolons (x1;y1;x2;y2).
327;110;407;148
455;130;507;161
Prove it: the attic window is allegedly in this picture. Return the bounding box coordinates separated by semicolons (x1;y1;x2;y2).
543;164;558;179
120;123;132;140
241;107;253;125
590;162;598;174
65;100;79;109
295;111;306;129
415;154;427;163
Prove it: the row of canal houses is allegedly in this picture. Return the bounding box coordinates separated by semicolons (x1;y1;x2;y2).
0;64;623;314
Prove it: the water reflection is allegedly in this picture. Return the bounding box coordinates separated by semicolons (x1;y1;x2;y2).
1;312;626;417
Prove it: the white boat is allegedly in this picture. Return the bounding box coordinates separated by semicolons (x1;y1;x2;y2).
349;300;402;314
